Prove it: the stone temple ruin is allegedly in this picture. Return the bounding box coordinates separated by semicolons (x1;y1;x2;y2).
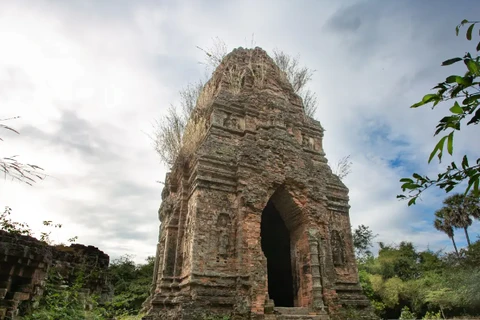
144;48;371;320
0;231;110;319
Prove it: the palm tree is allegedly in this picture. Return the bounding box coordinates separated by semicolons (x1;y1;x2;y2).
443;194;474;247
434;208;459;256
465;192;480;221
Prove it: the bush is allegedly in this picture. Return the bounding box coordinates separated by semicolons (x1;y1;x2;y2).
102;255;154;318
399;306;416;320
23;267;105;320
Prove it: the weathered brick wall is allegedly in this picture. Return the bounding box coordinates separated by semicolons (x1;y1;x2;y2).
0;230;110;319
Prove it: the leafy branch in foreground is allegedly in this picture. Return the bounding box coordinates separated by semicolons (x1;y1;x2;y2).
1;116;45;185
1;206;32;236
398;19;480;205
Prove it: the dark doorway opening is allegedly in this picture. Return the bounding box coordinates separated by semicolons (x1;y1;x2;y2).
261;200;294;307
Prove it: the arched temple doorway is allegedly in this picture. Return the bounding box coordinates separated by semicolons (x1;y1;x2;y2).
261;199;294;307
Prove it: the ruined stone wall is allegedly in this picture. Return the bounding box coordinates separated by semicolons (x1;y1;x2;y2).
0;230;110;319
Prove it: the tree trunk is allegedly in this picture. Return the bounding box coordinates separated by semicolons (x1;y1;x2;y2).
451;236;459;256
464;227;471;247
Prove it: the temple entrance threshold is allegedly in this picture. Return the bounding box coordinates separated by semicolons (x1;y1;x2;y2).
261;199;295;307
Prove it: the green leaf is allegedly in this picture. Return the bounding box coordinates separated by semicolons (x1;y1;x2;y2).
466;23;475;40
465;173;480;195
462;155;469;169
412;173;423;180
401;183;420;190
428;136;447;163
400;178;414;183
408;198;416;206
433;83;446;90
467;108;480;125
411;102;424;108
423;94;438;103
463;94;480;105
455;76;472;86
449;102;463;114
474;178;480;198
451;85;464;98
442;58;462;66
411;94;439;108
465;59;480;75
447;132;454;155
476;41;480;51
446;75;458;83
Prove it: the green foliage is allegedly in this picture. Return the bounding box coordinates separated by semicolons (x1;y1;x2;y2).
435;192;480;248
2;210;151;319
1;206;32;235
422;310;442;319
353;224;377;261
17;255;155;320
358;237;480;319
39;220;63;244
356;220;480;318
399;19;480;205
375;242;419;281
1;206;77;246
103;255;154;318
23;267;105;320
399;306;416;320
201;315;230;320
115;315;145;320
463;238;480;266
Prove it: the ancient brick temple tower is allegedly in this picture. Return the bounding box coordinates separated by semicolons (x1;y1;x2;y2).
144;48;370;320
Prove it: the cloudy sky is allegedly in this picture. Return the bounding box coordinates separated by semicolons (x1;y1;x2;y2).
1;0;479;263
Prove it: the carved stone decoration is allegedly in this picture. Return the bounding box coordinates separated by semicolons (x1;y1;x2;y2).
308;137;315;150
144;47;372;320
223;113;241;130
267;113;285;128
301;133;315;150
216;213;230;259
302;133;309;148
268;114;275;126
331;230;345;266
218;232;229;257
